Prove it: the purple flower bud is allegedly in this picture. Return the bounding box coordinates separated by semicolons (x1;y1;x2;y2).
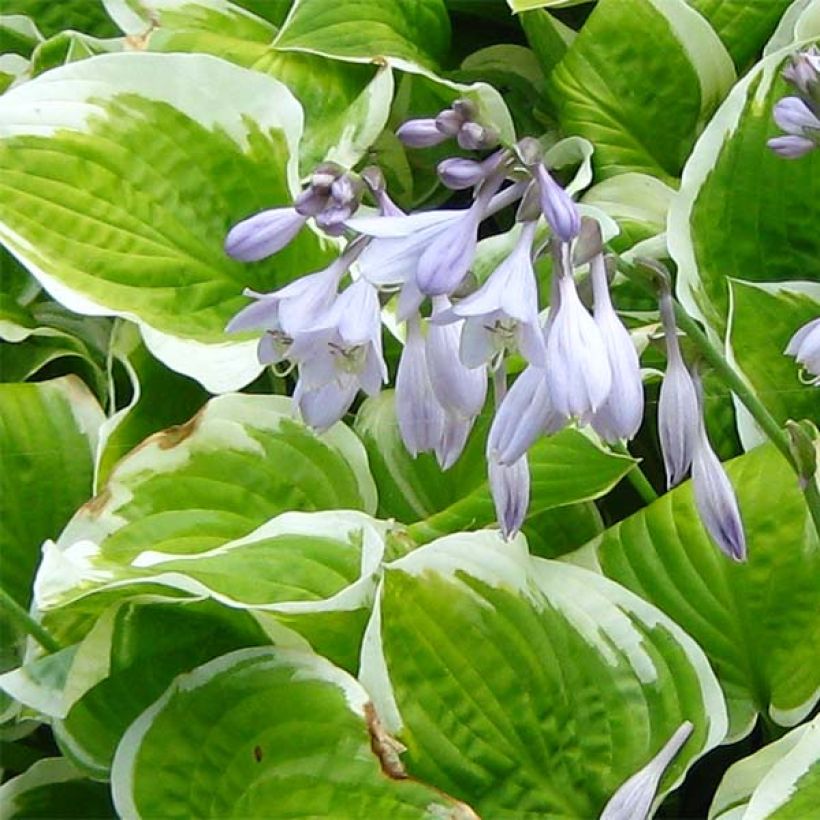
457;122;498;151
435;109;464;136
293;186;329;217
397;118;449;148
395;316;445;456
785;316;820;385
314;203;356;234
224;207;307;262
544;250;612;419
767;134;816;158
533;164;581;243
590;254;644;442
783;49;820;97
452;98;477;121
600;722;693;820
437;157;486;190
773;96;820;134
658;292;698;488
488;455;530;540
311;162;343;192
488;365;566;465
331;174;358;206
692;410;747;562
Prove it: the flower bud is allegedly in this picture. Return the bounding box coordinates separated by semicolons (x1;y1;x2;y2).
293;186;328;217
451;98;477;121
224;207;307;262
397;118;449;148
767;135;816;158
488;455;530;540
534;164;581;243
457;122;498;151
437;157;486;190
435;109;464;136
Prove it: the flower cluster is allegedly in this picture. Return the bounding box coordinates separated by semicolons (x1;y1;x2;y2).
768;47;820;159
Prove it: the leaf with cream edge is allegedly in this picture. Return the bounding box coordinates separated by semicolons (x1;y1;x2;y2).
726;280;820;450
0;51;335;393
359;530;727;818
110;647;476;819
569;443;820;740
710;716;820;820
669;43;820;333
549;0;736;183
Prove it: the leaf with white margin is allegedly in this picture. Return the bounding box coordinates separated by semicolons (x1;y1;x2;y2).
569;443;820;740
549;0;735;183
0;14;43;57
0;377;103;636
764;1;820;54
0;51;334;393
273;0;452;71
726;280;820;451
710;716;820;820
359;530;727;818
509;0;592;10
669;42;820;333
33;394;376;619
0;758;115;819
29;30;124;78
687;0;797;69
111;647;475;819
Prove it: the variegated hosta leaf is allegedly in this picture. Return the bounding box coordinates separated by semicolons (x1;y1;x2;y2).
727;281;820;450
549;0;736;183
110;647;475;818
360;531;727;818
670;43;820;332
0;51;334;392
0;758;115;819
570;444;820;739
710;716;820;820
2;0;119;38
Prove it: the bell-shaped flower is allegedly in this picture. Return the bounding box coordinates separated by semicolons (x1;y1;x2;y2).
395;315;446;456
589;254;644;442
224;206;307;262
443;221;548;368
426;298;487;419
544;249;612;420
600;722;693;820
488;454;530;540
657;292;698;488
293;377;359;432
435;411;475;471
692;408;747;562
785;316;820;385
533;164;580;242
488;365;566;465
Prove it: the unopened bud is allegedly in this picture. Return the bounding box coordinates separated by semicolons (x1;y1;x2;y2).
435;109;464;136
457;122;498;151
437;157;486;189
397;118;449;148
311;162;343;192
331;174;362;207
294;186;329;217
452;98;477;121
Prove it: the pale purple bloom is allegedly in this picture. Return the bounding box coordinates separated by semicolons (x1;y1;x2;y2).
658;292;698;488
396;315;445;456
785;316;820;385
590;254;644;442
544;247;612;419
443;221;547;367
488;455;530;539
437;157;486;190
488;365;566;465
767;134;816;158
692;408;747;562
436;412;474;470
294;378;359;431
224;207;307;262
435;109;465;136
773;96;820;134
600;722;693;820
533;164;580;242
396;118;449;148
783;47;820;97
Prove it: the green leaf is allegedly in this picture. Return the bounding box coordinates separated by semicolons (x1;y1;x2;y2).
0;14;43;57
549;0;735;182
29;30;122;77
509;0;591;10
670;44;820;331
110;647;474;817
0;377;103;616
727;281;820;449
1;1;119;38
273;0;452;71
687;0;796;70
361;531;727;817
0;51;333;392
710;717;820;819
570;444;820;739
519;7;575;78
0;758;115;819
231;0;292;27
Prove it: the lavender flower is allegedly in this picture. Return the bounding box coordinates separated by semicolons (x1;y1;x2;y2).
443;221;547;368
488;455;530;540
544;244;612;419
768;134;816;158
769;50;820;159
785;316;820;385
590;253;644;442
657;292;699;488
783;47;820;97
533;163;581;242
436;412;474;470
224;207;307;262
437;157;487;190
396;118;449;148
600;722;693;820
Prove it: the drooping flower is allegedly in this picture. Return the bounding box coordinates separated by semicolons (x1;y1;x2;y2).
544;243;612;419
533;163;581;242
488;454;530;540
600;722;693;820
443;221;548;368
785;316;820;385
589;253;644;442
657;291;699;488
224;207;307;262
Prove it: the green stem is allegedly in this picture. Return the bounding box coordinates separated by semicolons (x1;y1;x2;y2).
612;444;659;504
0;588;61;654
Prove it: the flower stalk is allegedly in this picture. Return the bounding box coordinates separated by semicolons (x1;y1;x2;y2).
0;587;61;654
